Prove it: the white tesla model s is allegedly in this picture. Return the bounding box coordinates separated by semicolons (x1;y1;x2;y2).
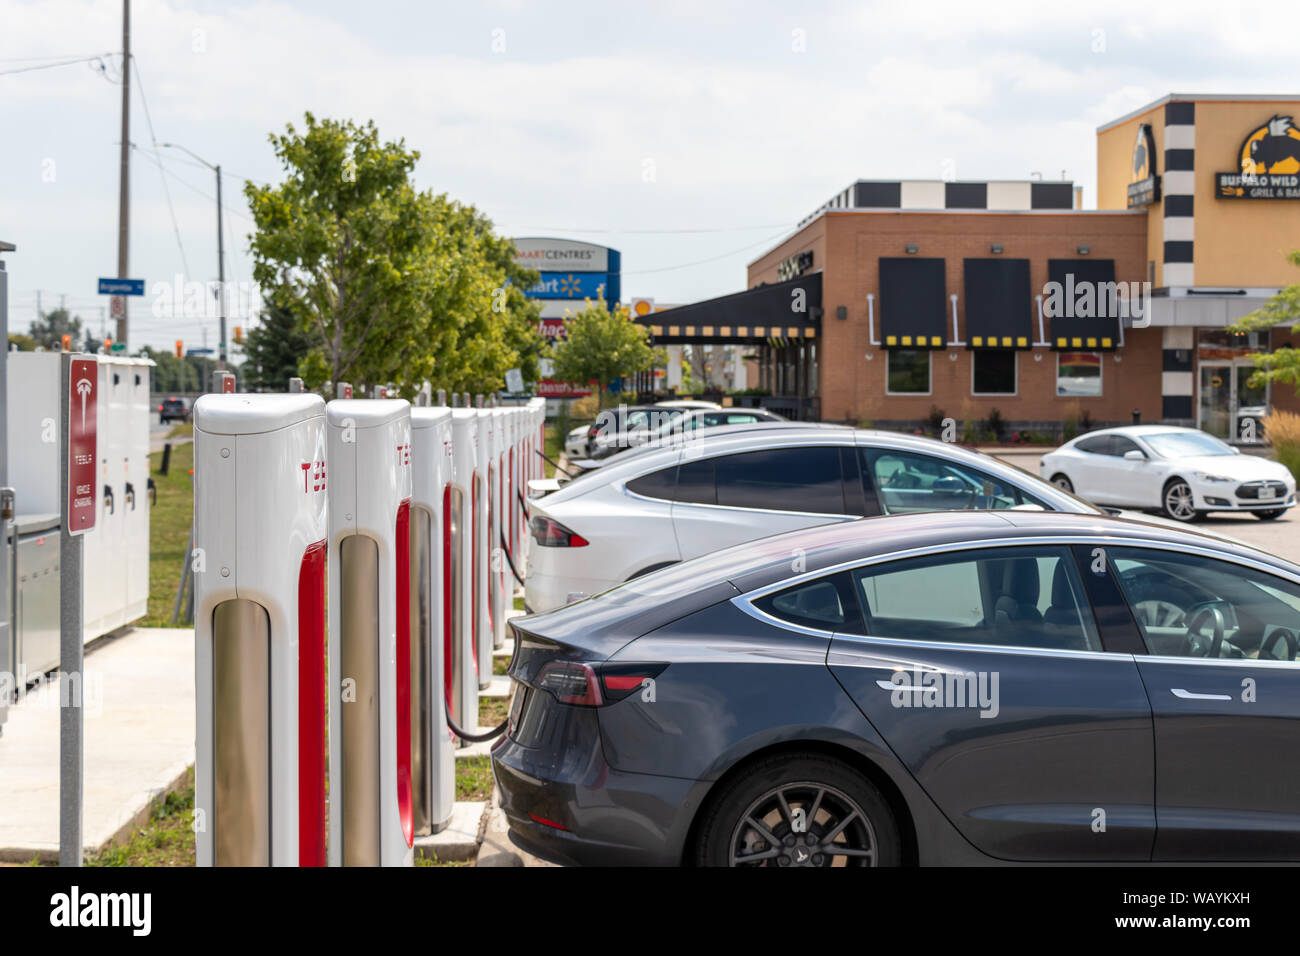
1040;425;1296;523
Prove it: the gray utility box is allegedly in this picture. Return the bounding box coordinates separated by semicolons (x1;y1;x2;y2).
10;513;61;679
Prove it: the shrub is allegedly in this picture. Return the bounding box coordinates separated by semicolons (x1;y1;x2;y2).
925;405;947;438
1264;410;1300;481
569;394;599;420
984;407;1006;442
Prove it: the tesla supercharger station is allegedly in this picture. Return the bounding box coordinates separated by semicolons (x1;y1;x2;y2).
326;398;414;867
475;409;498;682
408;407;455;835
448;409;479;735
471;409;491;691
193;394;329;867
489;408;509;649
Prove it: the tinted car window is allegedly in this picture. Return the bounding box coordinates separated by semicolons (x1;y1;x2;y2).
864;449;1044;514
625;465;677;501
675;457;716;505
1075;435;1112;455
1111;436;1144;457
755;576;847;630
715;446;844;514
851;547;1101;651
1108;547;1300;661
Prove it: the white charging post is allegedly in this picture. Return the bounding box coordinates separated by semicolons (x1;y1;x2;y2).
448;409;479;736
408;406;455;835
326;398;414;867
193;394;329;867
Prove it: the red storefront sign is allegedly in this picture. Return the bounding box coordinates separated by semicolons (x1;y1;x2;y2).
536;379;593;398
67;357;98;535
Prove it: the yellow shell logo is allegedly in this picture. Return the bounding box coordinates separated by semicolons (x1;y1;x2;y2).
1238;115;1300;175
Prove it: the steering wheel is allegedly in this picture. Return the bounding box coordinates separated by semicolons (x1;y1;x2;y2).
1259;628;1298;662
1185;604;1226;658
886;471;920;489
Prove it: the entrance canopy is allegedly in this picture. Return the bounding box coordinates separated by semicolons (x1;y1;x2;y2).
637;273;821;344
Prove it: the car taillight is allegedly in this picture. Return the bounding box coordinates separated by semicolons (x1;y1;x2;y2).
530;515;588;547
586;425;599;438
536;661;667;707
538;661;603;705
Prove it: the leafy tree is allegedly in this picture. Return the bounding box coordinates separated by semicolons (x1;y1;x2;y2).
550;298;665;404
241;300;324;391
27;307;83;351
1229;250;1300;390
245;113;542;397
7;333;36;351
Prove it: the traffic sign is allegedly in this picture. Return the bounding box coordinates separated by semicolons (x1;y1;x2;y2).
505;368;524;393
109;296;125;320
97;278;146;296
66;357;98;535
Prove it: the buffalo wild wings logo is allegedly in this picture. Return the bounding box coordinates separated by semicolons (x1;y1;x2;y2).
1127;123;1160;207
1216;115;1300;199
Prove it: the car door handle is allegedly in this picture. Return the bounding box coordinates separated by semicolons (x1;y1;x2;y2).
1171;688;1232;701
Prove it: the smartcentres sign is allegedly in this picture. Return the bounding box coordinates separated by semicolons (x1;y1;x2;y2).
512;238;620;307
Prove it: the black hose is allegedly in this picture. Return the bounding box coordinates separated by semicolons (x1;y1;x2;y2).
445;698;508;742
500;529;525;587
537;449;576;478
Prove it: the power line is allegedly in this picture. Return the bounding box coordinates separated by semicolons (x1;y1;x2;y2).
131;57;191;278
0;54;111;77
619;228;793;275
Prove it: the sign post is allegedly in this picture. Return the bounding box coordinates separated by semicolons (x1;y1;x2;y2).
60;353;97;867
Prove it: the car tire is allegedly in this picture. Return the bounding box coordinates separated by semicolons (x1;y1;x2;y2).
693;754;901;867
1050;473;1074;493
1255;509;1286;521
1161;478;1200;522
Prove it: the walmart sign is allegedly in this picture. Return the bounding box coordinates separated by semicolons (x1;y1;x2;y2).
513;237;620;308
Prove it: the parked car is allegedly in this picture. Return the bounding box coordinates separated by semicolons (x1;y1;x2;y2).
159;397;190;423
524;425;1097;613
567;404;690;460
654;399;722;410
1040;425;1296;522
497;508;1300;866
588;407;786;460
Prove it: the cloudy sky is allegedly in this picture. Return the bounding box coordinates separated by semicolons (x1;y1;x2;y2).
3;0;1297;352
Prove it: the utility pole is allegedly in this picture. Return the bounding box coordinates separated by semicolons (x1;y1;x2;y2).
215;164;226;369
116;0;131;350
157;143;227;368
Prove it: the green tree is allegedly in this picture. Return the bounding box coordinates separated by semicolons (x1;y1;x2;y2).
1229;250;1300;390
7;333;36;351
245;113;542;397
550;298;664;404
27;307;83;350
241;301;324;391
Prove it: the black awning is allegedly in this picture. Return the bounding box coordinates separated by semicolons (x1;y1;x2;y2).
1046;259;1121;351
879;257;946;349
964;258;1033;349
639;273;821;344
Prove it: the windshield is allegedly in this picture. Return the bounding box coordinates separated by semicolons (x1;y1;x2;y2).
1144;431;1234;458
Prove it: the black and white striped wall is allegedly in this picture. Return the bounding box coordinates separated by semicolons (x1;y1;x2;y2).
1162;101;1196;287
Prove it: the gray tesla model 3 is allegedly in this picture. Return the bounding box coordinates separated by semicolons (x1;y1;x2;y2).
493;509;1300;866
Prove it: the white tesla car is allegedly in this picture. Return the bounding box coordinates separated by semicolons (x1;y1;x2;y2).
524;425;1098;613
1040;425;1296;523
588;406;784;459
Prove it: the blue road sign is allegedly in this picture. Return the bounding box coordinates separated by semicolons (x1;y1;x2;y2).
98;278;146;296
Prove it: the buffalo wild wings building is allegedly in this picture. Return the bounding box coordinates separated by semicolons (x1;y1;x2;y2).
642;94;1300;438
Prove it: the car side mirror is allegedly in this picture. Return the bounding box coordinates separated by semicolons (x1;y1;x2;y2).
1123;450;1146;461
1232;447;1242;455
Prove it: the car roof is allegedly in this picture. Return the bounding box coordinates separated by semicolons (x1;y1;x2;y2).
542;424;1094;513
1067;424;1210;442
718;509;1300;594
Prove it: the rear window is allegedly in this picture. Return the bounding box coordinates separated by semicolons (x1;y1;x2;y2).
754;576;848;630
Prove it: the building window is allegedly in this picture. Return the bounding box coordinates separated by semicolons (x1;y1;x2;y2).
1057;351;1102;397
886;350;930;394
972;350;1017;395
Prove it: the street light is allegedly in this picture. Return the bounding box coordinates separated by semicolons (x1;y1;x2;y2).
157;142;228;370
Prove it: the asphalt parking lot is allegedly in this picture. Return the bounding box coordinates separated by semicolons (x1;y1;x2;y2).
991;448;1299;566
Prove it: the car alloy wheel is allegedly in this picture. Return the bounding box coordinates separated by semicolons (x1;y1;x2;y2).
694;755;901;867
1050;473;1074;493
1162;479;1198;522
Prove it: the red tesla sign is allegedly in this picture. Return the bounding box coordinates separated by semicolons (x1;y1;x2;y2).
67;358;98;535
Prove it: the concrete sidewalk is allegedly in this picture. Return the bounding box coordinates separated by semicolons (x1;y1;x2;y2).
0;627;195;862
